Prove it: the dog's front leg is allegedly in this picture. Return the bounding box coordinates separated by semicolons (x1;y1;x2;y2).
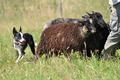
15;49;24;63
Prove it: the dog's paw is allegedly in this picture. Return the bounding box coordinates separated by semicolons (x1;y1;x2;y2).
15;60;19;63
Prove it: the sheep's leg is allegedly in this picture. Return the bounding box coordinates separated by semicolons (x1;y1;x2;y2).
83;42;87;58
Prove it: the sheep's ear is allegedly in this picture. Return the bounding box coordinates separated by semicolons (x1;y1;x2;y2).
86;12;93;17
19;27;22;32
86;12;91;15
13;27;17;35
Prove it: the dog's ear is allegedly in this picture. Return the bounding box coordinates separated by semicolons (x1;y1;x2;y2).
13;27;17;35
19;27;22;32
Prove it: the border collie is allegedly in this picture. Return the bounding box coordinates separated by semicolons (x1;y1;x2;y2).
13;27;35;63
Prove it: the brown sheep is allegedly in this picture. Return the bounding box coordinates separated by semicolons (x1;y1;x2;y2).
35;20;95;60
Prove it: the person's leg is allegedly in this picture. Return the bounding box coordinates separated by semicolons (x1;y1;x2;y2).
104;31;120;59
104;3;120;59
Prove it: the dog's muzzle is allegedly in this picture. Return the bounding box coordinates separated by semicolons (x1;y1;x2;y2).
18;41;25;45
17;40;26;46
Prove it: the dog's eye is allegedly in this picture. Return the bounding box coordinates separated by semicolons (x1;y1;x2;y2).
23;35;25;38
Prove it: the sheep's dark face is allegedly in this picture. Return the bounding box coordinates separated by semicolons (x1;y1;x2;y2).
78;20;96;37
80;19;96;33
94;12;107;27
83;12;107;28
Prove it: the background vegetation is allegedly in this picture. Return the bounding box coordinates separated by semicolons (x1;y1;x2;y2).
0;0;120;80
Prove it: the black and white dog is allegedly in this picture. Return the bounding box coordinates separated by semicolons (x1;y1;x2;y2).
13;27;35;63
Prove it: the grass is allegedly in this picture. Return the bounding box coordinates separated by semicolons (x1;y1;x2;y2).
0;0;120;80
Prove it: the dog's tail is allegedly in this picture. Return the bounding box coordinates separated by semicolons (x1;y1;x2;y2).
35;43;38;47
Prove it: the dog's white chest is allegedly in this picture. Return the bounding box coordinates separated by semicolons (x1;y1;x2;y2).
14;44;22;50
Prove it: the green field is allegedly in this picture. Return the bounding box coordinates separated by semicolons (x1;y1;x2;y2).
0;0;120;80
